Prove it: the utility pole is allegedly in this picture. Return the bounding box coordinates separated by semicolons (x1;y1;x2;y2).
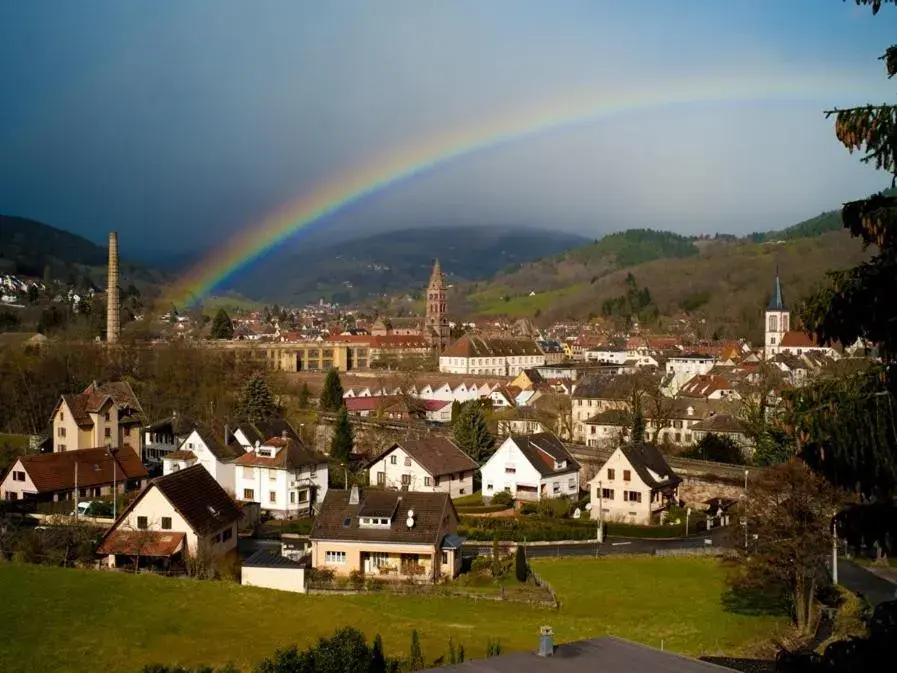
74;460;79;520
832;515;839;584
110;447;117;520
743;469;749;550
596;480;604;557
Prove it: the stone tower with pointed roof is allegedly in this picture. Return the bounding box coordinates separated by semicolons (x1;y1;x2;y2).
764;272;790;359
425;259;450;351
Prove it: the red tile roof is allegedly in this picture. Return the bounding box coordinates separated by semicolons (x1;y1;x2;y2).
779;331;821;348
97;530;185;557
16;447;147;494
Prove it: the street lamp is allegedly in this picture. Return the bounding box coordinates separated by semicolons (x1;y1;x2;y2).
108;447;118;520
596;480;604;557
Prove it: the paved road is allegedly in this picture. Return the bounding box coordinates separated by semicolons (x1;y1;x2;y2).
838;559;897;607
464;526;731;559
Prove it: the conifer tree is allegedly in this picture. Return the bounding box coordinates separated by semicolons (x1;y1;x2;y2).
210;308;234;339
408;630;424;671
329;406;354;462
297;382;311;409
514;544;527;582
452;402;494;463
238;372;275;425
319;369;345;412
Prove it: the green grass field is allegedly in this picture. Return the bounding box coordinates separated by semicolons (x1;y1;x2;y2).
0;432;30;449
469;284;586;317
0;558;784;673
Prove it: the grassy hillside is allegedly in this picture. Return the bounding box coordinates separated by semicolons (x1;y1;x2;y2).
456;218;870;341
226;225;588;306
0;559;783;673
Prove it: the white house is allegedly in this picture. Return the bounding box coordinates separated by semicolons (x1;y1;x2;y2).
480;432;580;501
588;443;681;525
143;413;197;465
96;464;242;569
234;434;329;518
367;437;478;498
662;354;718;396
232;419;301;450
439;334;545;376
162;425;244;494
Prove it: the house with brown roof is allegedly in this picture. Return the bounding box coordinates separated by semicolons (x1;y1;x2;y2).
97;464;242;571
162;424;245;493
0;446;148;504
480;432;581;502
309;486;463;581
50;381;146;459
689;413;752;455
234;433;329;518
367;437;478;497
588;443;681;525
581;408;631;449
439;334;545;376
677;374;741;401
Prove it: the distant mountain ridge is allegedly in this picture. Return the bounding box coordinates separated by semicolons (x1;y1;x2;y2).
223;225;589;305
0;214;168;290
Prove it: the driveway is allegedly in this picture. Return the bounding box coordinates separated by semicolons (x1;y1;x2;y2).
838;559;897;607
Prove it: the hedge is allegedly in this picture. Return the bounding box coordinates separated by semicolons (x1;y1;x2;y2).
458;515;699;542
455;504;510;514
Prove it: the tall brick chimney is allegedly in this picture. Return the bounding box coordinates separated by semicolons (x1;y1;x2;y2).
106;231;120;344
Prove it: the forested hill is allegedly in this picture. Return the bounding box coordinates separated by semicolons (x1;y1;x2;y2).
225;225;589;305
452;198;880;343
0;214;166;289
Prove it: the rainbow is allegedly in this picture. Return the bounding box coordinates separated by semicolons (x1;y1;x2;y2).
171;72;882;305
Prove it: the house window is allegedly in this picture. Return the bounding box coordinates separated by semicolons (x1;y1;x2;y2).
13;471;25;482
269;491;277;504
623;470;631;482
57;427;66;438
137;516;148;530
424;476;431;487
104;412;110;422
404;457;412;467
486;483;493;491
568;477;576;490
60;411;64;421
325;551;347;565
401;474;411;486
290;492;296;504
243;489;255;500
505;466;516;474
626;491;643;503
124;427;131;436
390;456;397;465
161;517;172;530
607;468;615;480
553;482;560;494
222;527;233;542
104;428;111;438
58;444;66;451
441;551;449;565
298;490;309;503
601;488;614;500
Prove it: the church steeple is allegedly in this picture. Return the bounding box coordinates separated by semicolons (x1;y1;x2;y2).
764;269;790;359
425;259;450;352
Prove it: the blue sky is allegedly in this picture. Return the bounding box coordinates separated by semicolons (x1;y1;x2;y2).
0;1;894;254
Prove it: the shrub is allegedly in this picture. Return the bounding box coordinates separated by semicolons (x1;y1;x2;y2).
306;567;335;583
490;491;513;507
455;504;509;514
537;498;573;519
349;570;365;589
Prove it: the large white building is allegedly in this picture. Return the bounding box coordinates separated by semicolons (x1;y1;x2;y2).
480;432;580;501
367;437;478;498
234;434;329;518
661;354;718;396
439;335;545;376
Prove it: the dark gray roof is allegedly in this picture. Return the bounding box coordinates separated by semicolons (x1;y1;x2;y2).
620;443;681;490
236;418;300;447
426;635;737;672
243;549;304;569
441;534;465;550
310;489;459;545
767;274;786;311
369;437;478;477
509;433;580;477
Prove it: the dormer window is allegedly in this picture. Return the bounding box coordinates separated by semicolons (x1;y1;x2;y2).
359;516;391;528
556;460;566;470
257;448;273;458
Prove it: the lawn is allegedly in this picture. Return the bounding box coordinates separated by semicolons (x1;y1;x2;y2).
0;558;784;673
470;284;586;317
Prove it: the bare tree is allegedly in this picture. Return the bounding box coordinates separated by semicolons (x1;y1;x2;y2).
725;459;846;635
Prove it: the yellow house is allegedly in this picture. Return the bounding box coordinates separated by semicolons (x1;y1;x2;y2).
309;487;463;582
50;381;145;459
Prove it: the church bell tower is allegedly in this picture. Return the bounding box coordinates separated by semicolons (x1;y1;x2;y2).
764;272;789;359
425;259;450;351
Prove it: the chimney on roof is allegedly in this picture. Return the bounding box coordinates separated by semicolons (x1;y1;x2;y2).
282;430;289;439
224;424;230;445
538;626;554;657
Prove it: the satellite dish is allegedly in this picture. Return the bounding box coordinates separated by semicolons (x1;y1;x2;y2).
407;509;414;518
406;517;415;528
584;503;592;511
572;507;581;519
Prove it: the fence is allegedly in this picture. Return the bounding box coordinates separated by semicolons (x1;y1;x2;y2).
305;578;557;608
653;546;724;557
